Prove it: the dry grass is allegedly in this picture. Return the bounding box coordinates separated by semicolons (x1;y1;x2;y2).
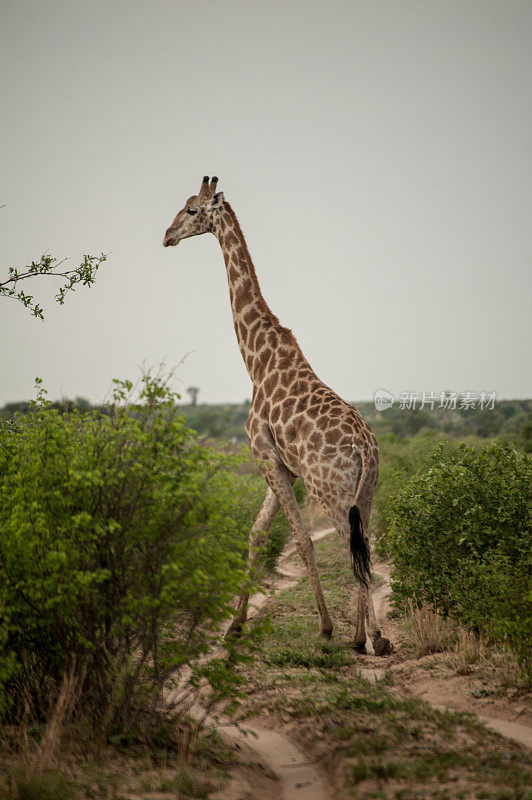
405;600;454;656
450;626;485;674
0;667;232;800
404;602;489;668
405;607;529;691
39;663;83;764
495;649;530;689
450;637;530;691
1;718;231;800
0;664;83;800
3;765;73;800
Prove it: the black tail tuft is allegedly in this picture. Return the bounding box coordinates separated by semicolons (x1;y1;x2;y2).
349;505;371;586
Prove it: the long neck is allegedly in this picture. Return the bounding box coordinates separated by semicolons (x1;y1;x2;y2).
213;202;284;383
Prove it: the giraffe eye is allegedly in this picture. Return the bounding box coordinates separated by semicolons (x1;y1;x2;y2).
186;209;197;216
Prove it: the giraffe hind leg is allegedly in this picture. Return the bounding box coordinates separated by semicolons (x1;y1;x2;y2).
326;498;392;655
355;500;393;656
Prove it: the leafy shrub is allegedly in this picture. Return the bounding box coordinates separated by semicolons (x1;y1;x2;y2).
373;432;484;555
0;376;252;731
388;442;531;675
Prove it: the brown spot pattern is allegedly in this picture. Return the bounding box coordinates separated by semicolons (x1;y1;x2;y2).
204;194;382;647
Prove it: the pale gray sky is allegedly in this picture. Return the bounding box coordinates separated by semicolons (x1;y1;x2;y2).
1;0;531;405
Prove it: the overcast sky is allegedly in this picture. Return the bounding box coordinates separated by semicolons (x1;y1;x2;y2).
1;0;530;406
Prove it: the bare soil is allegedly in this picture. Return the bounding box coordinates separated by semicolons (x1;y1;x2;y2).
364;559;532;748
205;527;338;800
214;528;531;800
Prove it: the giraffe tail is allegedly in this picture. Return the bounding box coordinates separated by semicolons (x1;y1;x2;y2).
349;505;371;586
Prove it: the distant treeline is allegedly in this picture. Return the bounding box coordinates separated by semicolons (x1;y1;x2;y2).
1;396;530;450
358;398;531;444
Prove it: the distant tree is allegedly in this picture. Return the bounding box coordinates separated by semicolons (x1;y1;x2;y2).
2;401;30;418
521;416;532;453
186;385;200;406
499;402;517;420
0;252;107;319
74;396;92;411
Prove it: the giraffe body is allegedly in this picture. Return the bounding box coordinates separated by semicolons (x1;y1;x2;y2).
163;177;391;654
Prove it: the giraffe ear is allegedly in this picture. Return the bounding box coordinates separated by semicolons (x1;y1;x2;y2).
211;191;224;207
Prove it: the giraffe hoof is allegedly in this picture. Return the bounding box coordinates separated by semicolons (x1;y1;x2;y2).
353;642;367;654
373;635;393;656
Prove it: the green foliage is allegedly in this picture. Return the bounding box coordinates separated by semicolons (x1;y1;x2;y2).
388;442;531;675
0;375;252;731
374;432;448;555
373;432;484;556
521;414;532;453
0;252;106;319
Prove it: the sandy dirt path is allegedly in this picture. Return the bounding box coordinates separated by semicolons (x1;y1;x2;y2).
254;528;532;752
203;525;530;797
208;715;328;800
367;561;532;751
196;526;337;800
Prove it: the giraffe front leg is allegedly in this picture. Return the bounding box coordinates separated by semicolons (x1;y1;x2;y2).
225;487;280;639
267;474;333;639
293;528;333;638
251;430;333;639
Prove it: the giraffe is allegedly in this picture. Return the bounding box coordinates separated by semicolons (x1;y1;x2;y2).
163;176;392;656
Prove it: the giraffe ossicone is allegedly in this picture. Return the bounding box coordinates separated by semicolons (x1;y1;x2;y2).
163;177;392;655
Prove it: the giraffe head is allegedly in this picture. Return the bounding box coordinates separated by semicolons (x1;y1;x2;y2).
163;176;224;247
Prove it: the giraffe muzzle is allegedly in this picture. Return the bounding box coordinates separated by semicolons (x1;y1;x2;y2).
163;229;179;247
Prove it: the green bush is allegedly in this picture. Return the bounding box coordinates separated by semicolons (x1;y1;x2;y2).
388;442;531;675
0;376;252;731
373;432;484;556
